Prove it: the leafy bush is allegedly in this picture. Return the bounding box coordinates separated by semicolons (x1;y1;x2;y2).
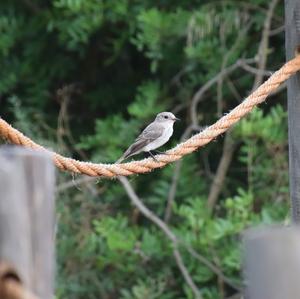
0;0;287;298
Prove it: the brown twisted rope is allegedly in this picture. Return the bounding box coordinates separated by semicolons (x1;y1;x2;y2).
0;263;39;299
0;279;38;299
1;56;300;178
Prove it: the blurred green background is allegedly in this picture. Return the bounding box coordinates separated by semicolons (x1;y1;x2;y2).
0;0;288;298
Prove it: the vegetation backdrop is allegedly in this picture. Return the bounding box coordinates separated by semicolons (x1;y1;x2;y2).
0;0;287;298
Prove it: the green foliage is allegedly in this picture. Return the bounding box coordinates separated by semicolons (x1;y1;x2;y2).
236;106;287;142
0;0;287;298
94;215;137;251
120;277;173;299
49;0;104;50
0;12;21;56
132;8;189;72
78;114;139;161
128;80;165;119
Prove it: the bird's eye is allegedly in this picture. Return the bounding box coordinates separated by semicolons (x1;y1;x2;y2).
164;116;168;119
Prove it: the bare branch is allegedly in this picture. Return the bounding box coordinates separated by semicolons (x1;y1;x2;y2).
190;58;256;126
118;176;201;298
252;0;280;90
164;126;199;223
217;22;253;117
173;248;202;299
269;25;284;36
233;1;282;22
165;160;182;223
56;176;98;193
119;176;177;242
56;84;88;160
184;246;241;291
118;176;241;293
207;131;236;210
226;78;242;101
240;63;272;76
204;0;281;212
56;85;102;196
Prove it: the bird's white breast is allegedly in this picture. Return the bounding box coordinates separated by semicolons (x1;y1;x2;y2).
144;125;173;151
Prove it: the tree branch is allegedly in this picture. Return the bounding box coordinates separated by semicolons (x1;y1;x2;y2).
56;176;99;193
252;0;280;90
164;126;199;223
217;22;253;117
173;248;202;299
118;176;241;293
190;58;256;126
207;131;236;210
165;160;182;223
118;176;201;298
203;0;281;210
240;63;272;76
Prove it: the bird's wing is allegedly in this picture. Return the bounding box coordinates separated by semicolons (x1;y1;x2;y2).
136;122;164;142
117;123;164;162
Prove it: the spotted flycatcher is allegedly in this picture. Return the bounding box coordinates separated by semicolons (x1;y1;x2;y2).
117;112;179;162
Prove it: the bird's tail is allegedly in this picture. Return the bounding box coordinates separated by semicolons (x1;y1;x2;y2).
115;147;136;164
115;140;145;164
115;156;125;164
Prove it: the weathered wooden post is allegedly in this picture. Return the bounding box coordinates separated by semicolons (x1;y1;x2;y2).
285;0;300;222
0;147;55;299
244;227;300;299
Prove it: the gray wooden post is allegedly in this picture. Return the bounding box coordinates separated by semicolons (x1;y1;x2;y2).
285;0;300;222
0;146;55;299
244;226;300;299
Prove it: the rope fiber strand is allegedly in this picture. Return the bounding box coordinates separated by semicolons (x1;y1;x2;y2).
1;56;300;178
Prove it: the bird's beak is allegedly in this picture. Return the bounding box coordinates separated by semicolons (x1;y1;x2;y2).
173;117;180;121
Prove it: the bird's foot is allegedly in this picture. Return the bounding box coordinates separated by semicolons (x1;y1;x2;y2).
148;151;159;162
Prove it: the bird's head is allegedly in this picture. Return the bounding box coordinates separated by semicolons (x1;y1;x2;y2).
155;112;180;123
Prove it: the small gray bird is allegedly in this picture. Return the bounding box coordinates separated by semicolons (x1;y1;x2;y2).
117;112;179;163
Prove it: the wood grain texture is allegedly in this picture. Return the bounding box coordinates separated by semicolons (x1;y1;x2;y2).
244;226;300;299
285;0;300;222
0;146;55;299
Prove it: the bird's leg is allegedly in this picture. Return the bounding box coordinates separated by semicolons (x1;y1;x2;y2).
153;150;167;155
148;151;159;162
